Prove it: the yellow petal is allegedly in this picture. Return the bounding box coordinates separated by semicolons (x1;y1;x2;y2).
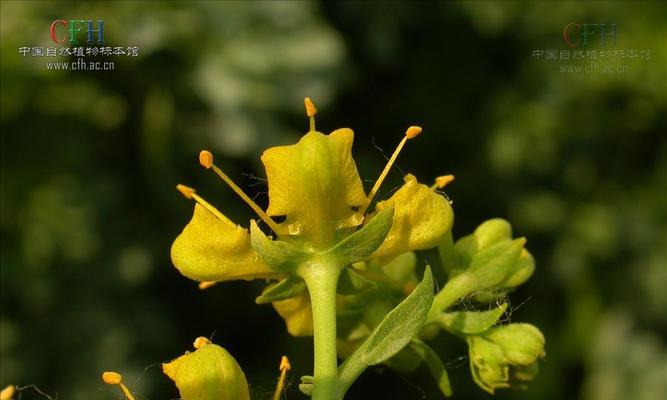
163;342;250;400
272;291;314;337
261;129;368;245
171;204;280;282
372;174;453;257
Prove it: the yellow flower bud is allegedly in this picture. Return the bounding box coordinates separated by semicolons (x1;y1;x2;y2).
163;341;250;400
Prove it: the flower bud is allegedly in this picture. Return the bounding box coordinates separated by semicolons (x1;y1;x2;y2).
469;242;535;303
467;323;545;394
470;219;535;294
433;219;535;312
474;218;512;250
163;340;250;400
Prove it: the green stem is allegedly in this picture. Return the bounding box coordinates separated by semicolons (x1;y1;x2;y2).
299;258;341;400
428;272;478;321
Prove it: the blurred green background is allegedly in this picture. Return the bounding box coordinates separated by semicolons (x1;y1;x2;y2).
1;1;665;399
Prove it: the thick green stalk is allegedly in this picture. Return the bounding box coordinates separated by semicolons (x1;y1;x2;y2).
298;258;342;400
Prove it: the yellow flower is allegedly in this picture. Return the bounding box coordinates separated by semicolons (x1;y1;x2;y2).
373;174;453;257
171;98;453;334
261;127;369;245
171;199;279;283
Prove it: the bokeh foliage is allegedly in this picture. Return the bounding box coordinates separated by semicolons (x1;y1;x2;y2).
1;1;665;399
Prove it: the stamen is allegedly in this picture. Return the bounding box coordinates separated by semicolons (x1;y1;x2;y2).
198;281;217;290
273;356;291;400
360;126;423;214
176;184;233;225
102;371;136;400
431;174;455;190
0;385;15;400
304;97;317;131
193;336;211;349
176;183;195;199
405;125;422;138
199;150;214;169
198;150;284;235
102;372;122;385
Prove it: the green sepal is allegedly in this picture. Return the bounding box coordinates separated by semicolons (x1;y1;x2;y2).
468;238;526;287
443;218;514;278
467;323;545;394
436;303;508;335
338;268;377;295
483;323;546;365
328;206;394;264
255;276;306;304
501;249;535;288
471;243;530;302
250;220;308;272
409;340;453;398
336;266;434;397
468;335;508;394
474;219;512;250
437;230;458;277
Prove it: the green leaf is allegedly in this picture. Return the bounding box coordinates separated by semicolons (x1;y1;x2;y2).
338;268;377;295
409;340;453;397
336;266;434;398
329;207;394;263
255;276;306;304
357;265;433;364
250;220;307;272
437;303;508;335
